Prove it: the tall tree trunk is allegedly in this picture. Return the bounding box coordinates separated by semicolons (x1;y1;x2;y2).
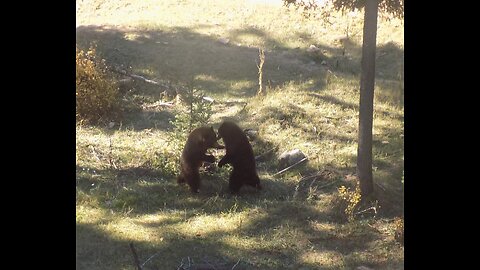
357;0;378;197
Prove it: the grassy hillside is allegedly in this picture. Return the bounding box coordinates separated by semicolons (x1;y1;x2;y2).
76;0;404;269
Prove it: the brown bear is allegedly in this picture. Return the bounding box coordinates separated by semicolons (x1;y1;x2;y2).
217;121;262;194
177;126;224;193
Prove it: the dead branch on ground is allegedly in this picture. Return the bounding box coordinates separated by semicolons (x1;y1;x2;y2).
129;243;142;270
273;157;308;176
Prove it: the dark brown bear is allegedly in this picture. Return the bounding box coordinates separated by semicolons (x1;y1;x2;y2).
217;121;262;194
177;126;224;193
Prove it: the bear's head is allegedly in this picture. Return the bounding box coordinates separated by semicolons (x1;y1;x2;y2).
217;121;245;146
200;126;224;150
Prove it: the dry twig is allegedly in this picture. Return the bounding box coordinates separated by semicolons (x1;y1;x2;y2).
129;243;142;270
143;101;175;108
109;137;118;170
273;157;308;176
316;180;340;190
254;147;278;161
231;259;241;270
89;145;101;162
141;252;160;268
256;48;266;95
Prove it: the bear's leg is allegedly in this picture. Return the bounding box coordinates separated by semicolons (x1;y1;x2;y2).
246;175;262;190
218;154;233;168
248;182;262;190
177;174;185;184
228;169;243;194
187;170;201;193
203;154;215;163
177;160;187;184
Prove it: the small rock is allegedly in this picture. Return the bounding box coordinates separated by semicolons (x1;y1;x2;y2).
202;96;215;103
244;129;258;141
108;122;115;128
321;60;327;65
356;267;374;270
278;149;307;170
307;44;320;53
218;37;230;45
334;35;349;42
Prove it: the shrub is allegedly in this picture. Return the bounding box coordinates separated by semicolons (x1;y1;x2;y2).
394;217;404;245
331;180;362;222
167;87;214;170
76;45;120;124
170;87;213;142
338;184;362;222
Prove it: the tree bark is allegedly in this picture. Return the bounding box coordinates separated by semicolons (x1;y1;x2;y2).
357;0;378;197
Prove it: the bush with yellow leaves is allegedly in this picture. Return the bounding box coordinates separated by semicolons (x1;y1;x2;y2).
335;182;362;222
76;45;120;123
394;217;404;245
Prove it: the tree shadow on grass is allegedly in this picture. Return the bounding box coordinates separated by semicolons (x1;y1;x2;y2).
77;154;403;269
77;222;256;270
120;108;176;131
76;223;135;270
78;219;402;269
76;25;328;100
76;23;403;269
76;24;331;132
308;92;403;120
76;24;403;136
76;162;298;217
